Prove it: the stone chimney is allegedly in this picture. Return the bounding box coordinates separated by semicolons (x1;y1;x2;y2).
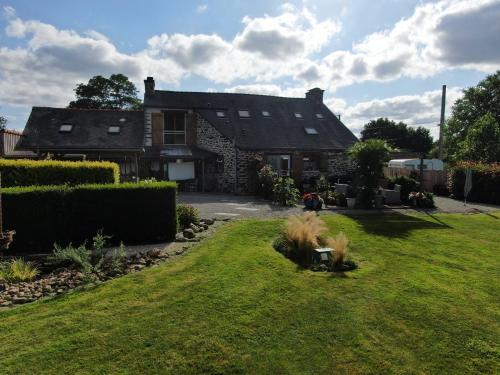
144;76;155;95
305;88;324;105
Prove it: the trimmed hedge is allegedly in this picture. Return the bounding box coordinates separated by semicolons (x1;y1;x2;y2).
0;159;119;187
448;162;500;204
2;182;177;254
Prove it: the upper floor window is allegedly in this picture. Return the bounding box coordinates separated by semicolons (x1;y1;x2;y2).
216;110;226;118
315;113;324;119
294;112;303;119
164;111;186;145
304;127;318;135
238;110;250;118
262;110;271;117
59;124;73;133
108;125;120;134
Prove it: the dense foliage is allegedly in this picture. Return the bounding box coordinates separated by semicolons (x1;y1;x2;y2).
456;113;500;162
272;177;300;206
68;74;142;110
177;204;200;229
0;115;6;131
257;164;277;199
2;182;177;253
387;175;421;203
0;258;39;282
445;71;500;162
348;139;391;188
447;161;500;204
0;159;119;187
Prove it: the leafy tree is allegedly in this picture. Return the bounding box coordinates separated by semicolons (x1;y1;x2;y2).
445;71;500;161
0;115;6;131
69;74;142;110
348;139;392;188
458;113;500;163
406;127;433;190
361;118;409;149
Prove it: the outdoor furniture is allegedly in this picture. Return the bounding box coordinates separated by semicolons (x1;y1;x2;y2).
382;184;401;205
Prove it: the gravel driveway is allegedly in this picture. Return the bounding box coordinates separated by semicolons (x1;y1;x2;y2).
178;193;499;220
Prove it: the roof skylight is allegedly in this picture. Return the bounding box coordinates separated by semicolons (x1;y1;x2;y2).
304;127;318;135
294;112;303;119
216;110;226;118
108;125;121;134
59;124;73;133
262;110;270;117
315;113;324;119
238;110;250;118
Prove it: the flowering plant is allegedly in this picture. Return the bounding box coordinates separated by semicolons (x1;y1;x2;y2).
408;191;434;208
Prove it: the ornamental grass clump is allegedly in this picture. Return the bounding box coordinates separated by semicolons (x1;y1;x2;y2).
284;212;327;261
0;258;39;282
327;232;349;268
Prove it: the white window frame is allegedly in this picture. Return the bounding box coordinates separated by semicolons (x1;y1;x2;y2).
238;110;250;118
294;112;303;119
262;110;271;117
315;113;324;119
216;110;226;118
164;111;187;145
108;125;121;134
304;127;318;135
59;124;73;133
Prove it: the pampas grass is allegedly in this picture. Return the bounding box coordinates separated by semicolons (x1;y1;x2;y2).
327;232;349;267
0;258;39;282
285;212;327;259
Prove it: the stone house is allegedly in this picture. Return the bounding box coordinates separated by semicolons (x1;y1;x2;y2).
17;76;357;192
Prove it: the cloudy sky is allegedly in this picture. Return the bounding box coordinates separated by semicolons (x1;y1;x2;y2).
1;0;499;137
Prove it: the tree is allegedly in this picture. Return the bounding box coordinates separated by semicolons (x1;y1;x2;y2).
0;116;6;131
445;71;500;161
68;74;142;110
458;113;500;163
348;139;392;188
406;127;433;190
361;118;410;149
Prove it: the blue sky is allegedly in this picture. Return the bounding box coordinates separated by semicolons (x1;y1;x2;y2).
1;0;499;137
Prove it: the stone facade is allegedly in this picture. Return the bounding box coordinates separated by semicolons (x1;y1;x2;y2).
327;152;355;176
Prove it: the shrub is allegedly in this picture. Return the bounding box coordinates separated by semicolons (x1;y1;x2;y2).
356;186;375;208
316;175;330;193
284;212;327;261
49;244;91;272
0;159;119;187
332;192;347;207
348;139;392;188
0;258;39;282
3;182;177;254
448;162;500;204
273;177;300;206
388;175;420;202
257;165;278;199
177;204;200;229
327;232;349;269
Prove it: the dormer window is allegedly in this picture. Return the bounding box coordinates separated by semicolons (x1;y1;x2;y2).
238;110;250;118
108;125;121;134
59;124;73;133
315;113;324;119
216;110;226;118
304;127;318;135
294;112;303;119
262;110;271;117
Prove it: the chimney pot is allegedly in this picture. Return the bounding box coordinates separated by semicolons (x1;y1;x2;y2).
144;77;155;95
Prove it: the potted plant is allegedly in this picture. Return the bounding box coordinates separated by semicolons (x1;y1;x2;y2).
374;188;384;209
346;185;357;209
0;173;15;253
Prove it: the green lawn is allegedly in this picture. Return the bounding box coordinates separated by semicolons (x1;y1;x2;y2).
1;212;499;374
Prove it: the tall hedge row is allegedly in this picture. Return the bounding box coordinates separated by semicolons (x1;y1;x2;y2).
0;159;119;187
448;162;500;204
2;182;177;254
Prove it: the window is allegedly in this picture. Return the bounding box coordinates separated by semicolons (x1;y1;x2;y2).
304;127;318;134
262;110;271;117
315;113;324;119
59;124;73;133
294;112;303;119
238;110;250;118
108;125;120;134
267;155;290;176
216;110;226;118
164;111;186;145
303;154;319;171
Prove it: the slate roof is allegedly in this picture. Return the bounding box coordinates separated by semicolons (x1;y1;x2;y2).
18;107;144;152
145;90;357;151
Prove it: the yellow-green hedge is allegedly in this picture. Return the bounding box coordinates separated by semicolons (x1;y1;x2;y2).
0;159;119;187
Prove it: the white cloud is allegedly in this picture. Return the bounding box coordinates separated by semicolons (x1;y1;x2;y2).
2;5;15;18
196;4;208;14
333;87;464;138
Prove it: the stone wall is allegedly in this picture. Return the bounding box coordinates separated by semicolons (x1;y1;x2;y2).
327;152;355;176
196;114;237;192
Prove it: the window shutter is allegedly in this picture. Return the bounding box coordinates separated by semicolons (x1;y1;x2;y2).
152;113;164;145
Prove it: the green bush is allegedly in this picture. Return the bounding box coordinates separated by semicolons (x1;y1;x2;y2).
0;258;39;282
448;162;500;204
177;204;200;229
3;182;177;254
388;175;420;202
257;165;278;199
0;159;119;187
273;177;300;206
